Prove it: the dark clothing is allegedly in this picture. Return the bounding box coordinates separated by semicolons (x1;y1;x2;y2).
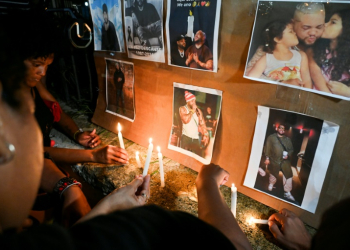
185;45;213;70
0;205;236;250
130;4;161;43
113;69;125;90
101;20;120;52
311;197;350;249
264;133;293;179
171;49;187;67
181;134;201;156
132;3;160;29
33;87;54;147
114;69;125;108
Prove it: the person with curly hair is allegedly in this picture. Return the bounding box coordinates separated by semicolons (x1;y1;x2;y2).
308;9;350;97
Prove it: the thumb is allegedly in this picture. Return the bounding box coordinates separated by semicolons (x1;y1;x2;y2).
129;176;144;192
268;220;284;241
90;129;96;135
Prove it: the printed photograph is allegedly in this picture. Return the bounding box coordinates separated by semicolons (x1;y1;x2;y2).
244;106;339;213
244;0;350;100
105;58;135;121
89;0;125;52
166;0;221;72
168;82;222;164
124;0;165;62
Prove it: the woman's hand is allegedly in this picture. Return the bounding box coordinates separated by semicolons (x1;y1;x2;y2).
327;81;350;97
92;145;129;164
77;175;150;223
76;129;101;148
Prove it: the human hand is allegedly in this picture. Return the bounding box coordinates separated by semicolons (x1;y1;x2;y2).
187;53;193;64
264;159;270;165
193;53;199;63
196;164;229;188
94;175;150;214
92;145;129;164
327;81;350;97
76;129;101;148
118;77;122;82
201;134;209;147
268;209;311;250
61;185;91;228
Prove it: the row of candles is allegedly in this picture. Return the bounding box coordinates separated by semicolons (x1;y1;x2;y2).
118;123;165;187
119;123;266;224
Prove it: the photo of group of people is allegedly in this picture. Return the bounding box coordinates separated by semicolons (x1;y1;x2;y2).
105;58;135;121
244;106;339;212
166;0;221;72
168;83;222;164
124;0;165;62
89;0;125;52
244;0;350;100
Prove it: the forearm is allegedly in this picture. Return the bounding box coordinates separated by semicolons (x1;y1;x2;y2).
44;147;93;164
197;181;252;250
57;112;80;139
40;158;67;192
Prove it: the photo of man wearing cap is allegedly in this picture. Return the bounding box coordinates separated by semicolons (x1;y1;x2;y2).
179;90;209;157
171;34;188;67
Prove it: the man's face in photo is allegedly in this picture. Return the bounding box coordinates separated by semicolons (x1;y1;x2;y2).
136;0;145;7
177;38;186;49
194;31;204;44
293;12;325;45
187;99;196;110
103;12;108;24
277;125;285;136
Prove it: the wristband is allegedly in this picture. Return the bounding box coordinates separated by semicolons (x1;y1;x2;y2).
53;177;82;198
73;128;84;140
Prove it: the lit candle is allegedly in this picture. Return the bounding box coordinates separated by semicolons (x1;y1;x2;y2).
142;138;153;177
157;146;165;187
135;151;141;168
117;123;125;149
248;217;269;225
187;10;194;40
231;183;237;217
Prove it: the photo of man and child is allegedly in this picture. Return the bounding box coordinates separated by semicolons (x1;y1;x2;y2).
244;1;350;100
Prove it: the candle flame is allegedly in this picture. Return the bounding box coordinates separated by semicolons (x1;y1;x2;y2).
117;123;121;132
247;217;255;225
136;151;139;156
149;138;152;144
157;146;161;153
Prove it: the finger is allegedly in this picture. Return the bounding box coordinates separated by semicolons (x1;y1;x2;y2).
90;129;96;135
269;213;286;226
280;208;296;218
268;220;285;242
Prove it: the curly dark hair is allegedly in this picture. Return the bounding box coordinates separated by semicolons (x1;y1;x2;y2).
313;9;350;85
262;19;292;53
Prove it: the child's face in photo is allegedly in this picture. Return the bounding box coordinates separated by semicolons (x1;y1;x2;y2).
277;24;299;47
322;14;342;40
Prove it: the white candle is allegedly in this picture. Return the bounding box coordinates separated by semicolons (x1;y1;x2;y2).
117;123;125;149
248;217;269;225
157;146;165;187
135;151;141;168
142;138;153;177
187;12;194;40
231;183;237;217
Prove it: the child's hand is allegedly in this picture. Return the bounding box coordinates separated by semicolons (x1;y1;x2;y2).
327;81;350;97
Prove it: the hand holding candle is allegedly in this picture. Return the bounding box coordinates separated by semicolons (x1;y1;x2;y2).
157;146;165;187
231;183;237;217
135;151;141;168
142;138;153;177
117;123;125;149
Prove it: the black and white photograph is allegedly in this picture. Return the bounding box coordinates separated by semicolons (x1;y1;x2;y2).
89;0;125;52
244;106;339;213
168;82;222;164
124;0;165;62
105;58;135;121
166;0;221;72
244;0;350;100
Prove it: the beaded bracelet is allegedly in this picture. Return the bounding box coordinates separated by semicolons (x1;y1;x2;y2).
53;177;82;198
